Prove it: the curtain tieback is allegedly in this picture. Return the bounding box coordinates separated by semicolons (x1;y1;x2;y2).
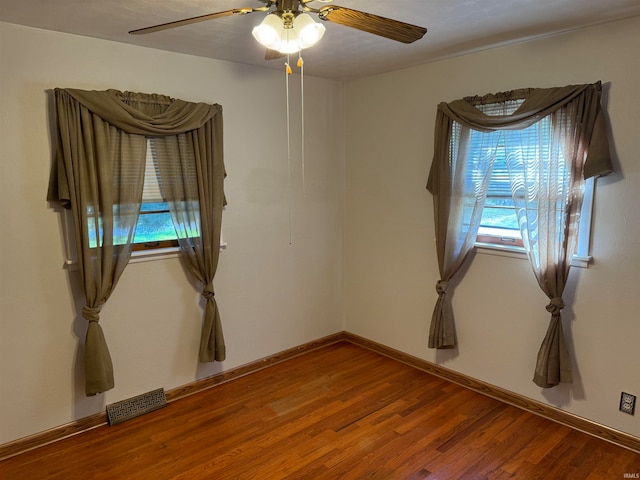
436;280;449;296
82;305;101;323
546;297;565;317
202;287;215;301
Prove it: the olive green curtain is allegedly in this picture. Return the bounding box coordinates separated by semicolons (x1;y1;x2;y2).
425;121;497;348
152;123;226;362
427;82;612;387
48;89;224;395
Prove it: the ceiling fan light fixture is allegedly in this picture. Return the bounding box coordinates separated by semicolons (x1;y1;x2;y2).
293;13;326;48
278;30;303;54
252;12;325;54
251;13;283;49
294;13;326;49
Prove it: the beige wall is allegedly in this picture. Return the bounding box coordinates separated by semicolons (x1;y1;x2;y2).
344;16;640;437
0;22;344;444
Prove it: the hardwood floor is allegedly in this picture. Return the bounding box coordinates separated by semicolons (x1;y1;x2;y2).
1;342;638;479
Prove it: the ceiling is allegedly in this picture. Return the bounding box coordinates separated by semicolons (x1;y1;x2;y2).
2;0;640;80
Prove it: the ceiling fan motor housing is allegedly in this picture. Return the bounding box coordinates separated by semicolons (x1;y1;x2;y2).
277;0;302;14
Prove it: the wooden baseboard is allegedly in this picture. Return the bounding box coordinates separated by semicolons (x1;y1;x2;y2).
341;332;640;454
165;332;348;402
1;330;637;460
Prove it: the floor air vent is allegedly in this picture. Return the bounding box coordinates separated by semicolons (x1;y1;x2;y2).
106;388;167;425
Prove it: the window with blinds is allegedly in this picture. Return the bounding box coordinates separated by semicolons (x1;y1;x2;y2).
467;99;525;248
473;133;523;247
132;139;178;251
87;139;179;251
462;98;594;264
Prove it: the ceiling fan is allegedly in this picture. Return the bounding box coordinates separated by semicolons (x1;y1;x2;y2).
129;0;427;56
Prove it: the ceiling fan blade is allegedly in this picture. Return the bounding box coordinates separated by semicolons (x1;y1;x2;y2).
265;48;286;60
129;7;266;35
318;6;427;44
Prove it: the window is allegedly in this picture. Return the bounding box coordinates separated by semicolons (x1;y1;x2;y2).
473;133;524;249
464;99;595;267
132;139;178;251
85;139;179;252
63;136;226;267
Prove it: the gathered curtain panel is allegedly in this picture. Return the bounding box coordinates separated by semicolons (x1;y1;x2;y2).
426;82;612;388
48;88;225;395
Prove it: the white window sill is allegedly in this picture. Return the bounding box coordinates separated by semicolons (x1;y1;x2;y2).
475;243;592;268
63;243;227;269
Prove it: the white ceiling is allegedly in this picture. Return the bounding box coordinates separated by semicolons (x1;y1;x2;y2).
2;0;639;80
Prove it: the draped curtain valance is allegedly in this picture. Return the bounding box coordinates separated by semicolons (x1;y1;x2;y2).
64;89;221;136
48;88;225;395
429;82;612;195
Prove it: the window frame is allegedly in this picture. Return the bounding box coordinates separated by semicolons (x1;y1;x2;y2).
474;177;596;268
60;208;227;268
59;135;223;266
132;138;179;251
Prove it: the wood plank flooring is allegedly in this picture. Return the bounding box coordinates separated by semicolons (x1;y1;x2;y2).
1;342;638;479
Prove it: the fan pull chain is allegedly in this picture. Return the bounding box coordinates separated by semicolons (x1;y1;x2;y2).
298;53;306;196
285;57;293;245
283;52;308;245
